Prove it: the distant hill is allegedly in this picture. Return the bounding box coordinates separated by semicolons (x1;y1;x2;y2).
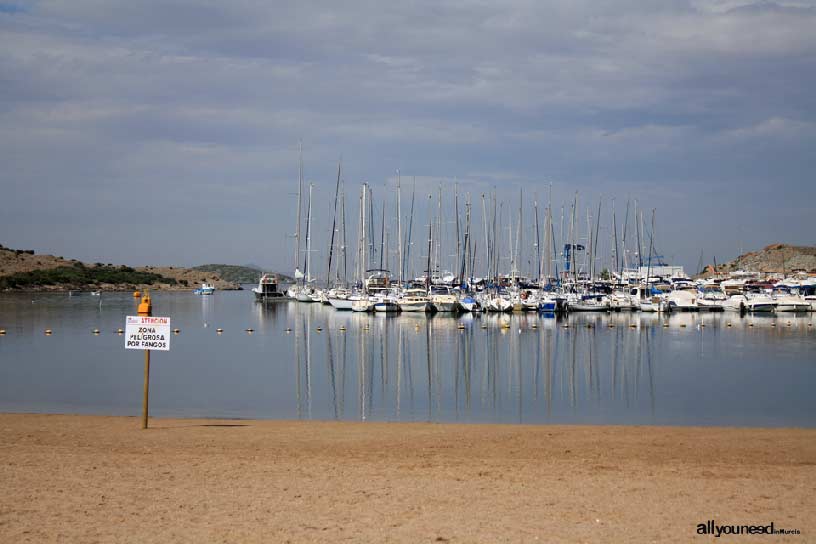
193;264;263;284
701;244;816;276
0;243;240;291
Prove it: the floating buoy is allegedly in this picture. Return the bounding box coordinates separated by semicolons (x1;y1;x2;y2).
245;328;254;333
727;322;732;327
0;329;6;335
563;323;570;329
457;323;465;330
662;323;669;328
173;328;180;334
786;321;791;326
92;329;100;334
285;328;292;334
771;323;776;328
316;327;322;332
606;324;613;328
133;291;140;298
629;324;637;329
117;328;124;334
749;323;754;327
481;324;487;329
44;329;52;335
339;326;346;332
700;324;706;328
216;328;223;333
680;324;687;328
531;323;538;329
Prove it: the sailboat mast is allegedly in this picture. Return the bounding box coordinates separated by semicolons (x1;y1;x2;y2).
326;159;341;288
426;194;433;289
481;194;489;280
305;183;313;284
592;197;602;281
379;199;385;270
455;183;461;283
340;182;347;286
404;179;416;281
621;199;630;276
612;198;619;277
295;141;303;278
397;170;403;286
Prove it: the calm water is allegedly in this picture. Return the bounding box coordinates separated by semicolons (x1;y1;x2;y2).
1;290;815;427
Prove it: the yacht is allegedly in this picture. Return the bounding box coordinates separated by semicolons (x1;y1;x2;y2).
774;294;810;312
665;289;698;311
398;289;433;313
429;285;460;312
252;274;285;301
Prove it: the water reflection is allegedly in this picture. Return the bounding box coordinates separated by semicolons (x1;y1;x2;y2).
273;302;814;425
1;291;814;426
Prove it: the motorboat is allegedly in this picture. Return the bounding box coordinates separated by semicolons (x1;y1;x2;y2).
399;289;432;312
194;283;215;295
252;274;286;301
722;295;746;312
430;285;460;312
665;289;697;311
774;294;810;312
744;294;776;313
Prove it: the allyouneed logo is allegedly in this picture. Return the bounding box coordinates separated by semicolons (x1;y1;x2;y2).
697;520;800;538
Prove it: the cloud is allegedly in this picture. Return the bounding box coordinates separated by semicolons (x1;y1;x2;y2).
0;1;814;270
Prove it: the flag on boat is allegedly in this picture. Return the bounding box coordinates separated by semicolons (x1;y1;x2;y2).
294;268;305;279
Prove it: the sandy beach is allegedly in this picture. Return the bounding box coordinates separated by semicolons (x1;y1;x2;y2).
0;414;813;542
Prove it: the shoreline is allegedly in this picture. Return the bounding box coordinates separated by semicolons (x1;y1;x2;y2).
1;413;813;542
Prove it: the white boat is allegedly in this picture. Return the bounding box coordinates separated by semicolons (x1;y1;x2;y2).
722;295;746;312
744;294;776;313
486;294;513;313
568;296;610;312
90;290;101;296
252;274;286;301
609;292;636;311
194;283;215;295
458;294;482;313
774;294;810;312
430;286;460;312
296;288;318;303
399;289;432;312
638;298;661;312
666;290;697;311
329;297;355;311
351;299;374;312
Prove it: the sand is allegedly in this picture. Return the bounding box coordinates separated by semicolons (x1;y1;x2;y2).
0;414;814;543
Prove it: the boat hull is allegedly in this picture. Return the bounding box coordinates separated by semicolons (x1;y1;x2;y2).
329;298;354;311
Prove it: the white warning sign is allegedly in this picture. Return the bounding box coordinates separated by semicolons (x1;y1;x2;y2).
125;316;171;351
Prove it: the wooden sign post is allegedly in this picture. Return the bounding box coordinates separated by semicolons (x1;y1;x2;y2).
125;294;171;429
138;294;152;429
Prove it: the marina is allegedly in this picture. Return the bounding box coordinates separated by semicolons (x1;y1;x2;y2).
1;290;814;427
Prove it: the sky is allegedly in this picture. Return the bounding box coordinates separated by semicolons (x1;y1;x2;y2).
1;0;814;278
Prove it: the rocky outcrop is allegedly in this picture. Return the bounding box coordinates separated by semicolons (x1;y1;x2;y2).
708;244;816;275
